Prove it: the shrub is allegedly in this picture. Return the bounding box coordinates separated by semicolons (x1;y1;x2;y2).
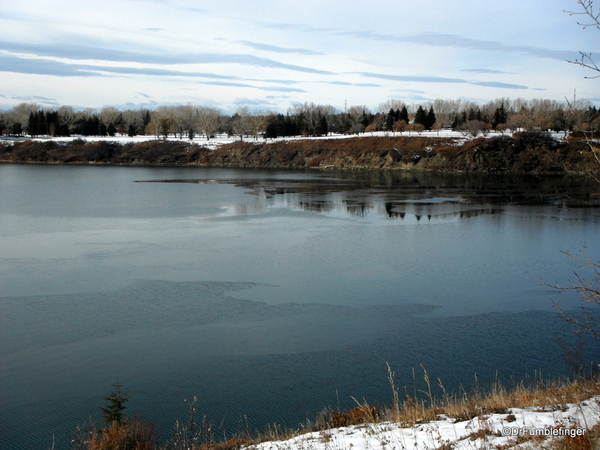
88;418;157;450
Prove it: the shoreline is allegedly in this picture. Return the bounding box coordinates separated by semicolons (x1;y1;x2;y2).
1;134;598;174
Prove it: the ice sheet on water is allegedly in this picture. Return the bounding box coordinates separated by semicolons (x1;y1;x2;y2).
0;279;439;356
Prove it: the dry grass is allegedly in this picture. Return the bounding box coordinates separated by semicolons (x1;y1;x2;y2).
214;371;599;450
552;423;600;450
383;374;600;427
86;417;157;450
74;373;599;450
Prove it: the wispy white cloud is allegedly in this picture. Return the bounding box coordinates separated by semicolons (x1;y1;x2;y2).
232;97;278;108
11;95;60;105
326;81;380;87
357;72;467;84
470;81;527;89
237;41;320;55
0;0;595;110
357;72;528;90
462;69;516;74
335;30;576;61
199;81;306;93
0;42;334;75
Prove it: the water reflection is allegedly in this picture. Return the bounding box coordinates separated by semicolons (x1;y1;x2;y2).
3;166;600;450
138;171;600;222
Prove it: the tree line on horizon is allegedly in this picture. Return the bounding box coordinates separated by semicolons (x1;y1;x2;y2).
0;97;598;141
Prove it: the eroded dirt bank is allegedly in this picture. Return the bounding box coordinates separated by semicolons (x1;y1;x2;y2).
1;134;598;174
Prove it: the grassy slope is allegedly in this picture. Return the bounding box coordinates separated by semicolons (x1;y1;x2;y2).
82;376;600;450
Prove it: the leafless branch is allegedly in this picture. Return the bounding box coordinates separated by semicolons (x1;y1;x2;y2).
546;247;600;339
565;1;600;78
565;0;600;30
568;52;600;79
564;96;600;182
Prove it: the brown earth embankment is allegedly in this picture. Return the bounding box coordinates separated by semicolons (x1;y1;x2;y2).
0;134;598;174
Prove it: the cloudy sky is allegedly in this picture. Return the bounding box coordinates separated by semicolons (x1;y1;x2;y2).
0;0;597;113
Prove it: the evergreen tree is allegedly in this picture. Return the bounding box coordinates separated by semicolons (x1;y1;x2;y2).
28;110;49;136
28;112;37;137
385;108;397;131
101;382;128;425
11;121;23;135
414;106;428;128
451;114;460;130
39;110;48;135
426;106;436;130
316;115;328;136
98;120;108;136
492;103;508;129
399;106;409;123
285;114;299;136
265;114;300;138
142;110;151;133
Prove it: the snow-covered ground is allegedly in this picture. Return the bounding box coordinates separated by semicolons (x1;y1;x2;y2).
249;397;599;450
0;130;470;149
0;130;536;151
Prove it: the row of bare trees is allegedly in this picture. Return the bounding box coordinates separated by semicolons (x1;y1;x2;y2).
1;97;598;140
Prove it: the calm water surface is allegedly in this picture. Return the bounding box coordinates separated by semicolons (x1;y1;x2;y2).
1;164;599;449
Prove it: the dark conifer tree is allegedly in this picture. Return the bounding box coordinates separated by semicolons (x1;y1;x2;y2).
28;112;37;137
39;110;48;135
385;108;396;131
399;106;409;123
101;382;128;425
426;106;436;130
414;106;428;128
142;110;151;132
316;115;328;136
11;122;23;135
492;103;508;129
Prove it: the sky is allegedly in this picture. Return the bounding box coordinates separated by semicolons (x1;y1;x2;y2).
0;0;597;113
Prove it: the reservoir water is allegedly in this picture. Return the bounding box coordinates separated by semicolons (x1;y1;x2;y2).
1;164;599;449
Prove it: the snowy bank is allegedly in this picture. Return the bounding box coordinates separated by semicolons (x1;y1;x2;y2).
249;397;599;450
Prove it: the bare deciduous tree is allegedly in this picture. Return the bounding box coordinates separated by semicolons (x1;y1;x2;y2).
247;110;266;140
551;5;600;364
549;248;600;339
195;106;221;140
392;119;407;135
232;106;250;140
565;0;600;78
7;102;39;132
347;105;369;135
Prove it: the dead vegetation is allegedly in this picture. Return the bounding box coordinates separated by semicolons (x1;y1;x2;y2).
0;139;211;165
71;369;600;450
2;134;599;174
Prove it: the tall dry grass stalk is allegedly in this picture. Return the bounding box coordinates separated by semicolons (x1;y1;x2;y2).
383;365;600;427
